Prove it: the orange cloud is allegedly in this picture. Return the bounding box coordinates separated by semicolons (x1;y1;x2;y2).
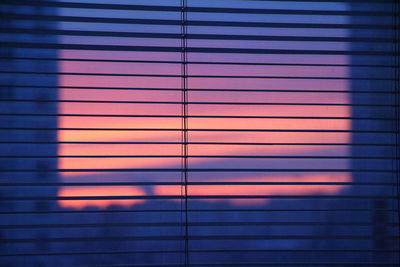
57;173;351;209
155;173;351;205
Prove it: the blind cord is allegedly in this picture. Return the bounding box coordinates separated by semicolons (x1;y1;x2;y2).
180;0;190;266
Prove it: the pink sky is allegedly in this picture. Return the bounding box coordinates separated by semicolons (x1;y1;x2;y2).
57;47;351;209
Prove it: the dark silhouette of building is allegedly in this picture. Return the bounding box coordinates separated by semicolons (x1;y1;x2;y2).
350;1;399;263
0;3;59;267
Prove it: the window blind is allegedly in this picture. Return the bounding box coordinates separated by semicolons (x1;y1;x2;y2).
0;0;399;266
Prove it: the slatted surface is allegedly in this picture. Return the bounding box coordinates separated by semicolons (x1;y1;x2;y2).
0;0;399;266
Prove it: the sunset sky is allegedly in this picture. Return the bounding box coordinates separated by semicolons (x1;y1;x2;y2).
56;0;352;209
